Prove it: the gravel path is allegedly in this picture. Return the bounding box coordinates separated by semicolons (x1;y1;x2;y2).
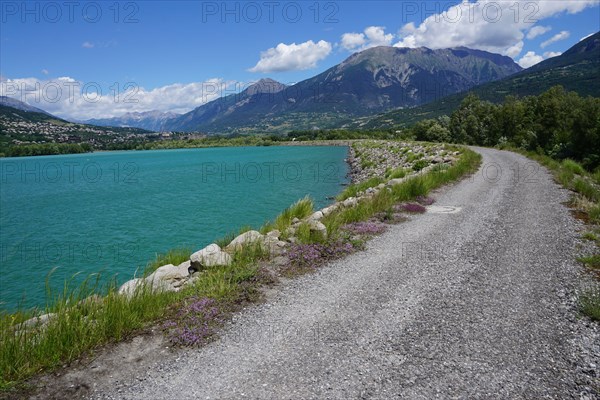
90;147;598;399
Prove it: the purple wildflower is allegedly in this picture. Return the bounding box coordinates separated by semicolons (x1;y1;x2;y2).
163;296;220;346
285;240;355;273
396;203;427;213
342;221;387;236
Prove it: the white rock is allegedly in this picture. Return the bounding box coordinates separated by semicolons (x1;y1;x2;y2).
343;197;358;207
264;236;286;256
308;211;324;221
266;230;281;239
224;230;264;253
387;177;407;186
22;312;56;329
118;278;144;297
308;220;327;238
191;244;233;269
321;203;339;216
146;261;192;291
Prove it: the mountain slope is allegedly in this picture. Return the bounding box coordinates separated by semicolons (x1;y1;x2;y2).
167;78;288;132
165;48;522;133
86;110;181;132
357;31;600;130
0;96;53;116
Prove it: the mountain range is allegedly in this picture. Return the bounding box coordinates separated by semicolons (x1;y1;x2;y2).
2;32;598;136
163;47;522;133
355;31;600;130
85;110;181;132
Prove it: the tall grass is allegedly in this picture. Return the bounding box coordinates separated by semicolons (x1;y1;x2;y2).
510;149;600;224
0;243;267;390
323;148;481;237
562;159;586;176
260;196;314;234
0;145;482;392
0;277;177;390
506;147;600;322
337;177;385;201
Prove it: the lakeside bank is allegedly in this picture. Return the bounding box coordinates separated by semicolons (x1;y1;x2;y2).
0;140;481;394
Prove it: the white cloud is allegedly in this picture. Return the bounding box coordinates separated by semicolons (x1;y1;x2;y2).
341;33;366;51
41;69;49;75
341;26;394;51
580;32;595;41
249;40;332;73
393;1;597;57
505;41;524;58
541;30;570;48
0;76;238;120
543;51;562;58
527;25;551;39
82;41;94;49
518;51;544;68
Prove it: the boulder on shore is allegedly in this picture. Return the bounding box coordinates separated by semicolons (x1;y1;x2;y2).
118;278;144;297
224;230;264;253
190;244;232;269
308;220;328;238
146;261;193;291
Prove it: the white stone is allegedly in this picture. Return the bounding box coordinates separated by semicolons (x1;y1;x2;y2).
308;211;324;221
387;178;400;186
266;230;281;239
191;244;233;269
224;230;264;253
308;220;327;238
343;197;358;207
146;261;192;291
118;278;144;297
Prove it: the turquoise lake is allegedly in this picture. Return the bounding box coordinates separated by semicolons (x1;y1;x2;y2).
0;146;349;311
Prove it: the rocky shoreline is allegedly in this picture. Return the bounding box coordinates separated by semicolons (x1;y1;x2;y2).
110;141;460;301
19;140;460;331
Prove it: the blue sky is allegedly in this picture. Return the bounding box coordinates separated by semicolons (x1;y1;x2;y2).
1;1;599;119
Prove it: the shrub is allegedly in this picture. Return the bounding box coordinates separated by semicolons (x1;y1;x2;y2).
412;159;429;171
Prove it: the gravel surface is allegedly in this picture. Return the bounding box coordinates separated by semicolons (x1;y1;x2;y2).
85;147;598;399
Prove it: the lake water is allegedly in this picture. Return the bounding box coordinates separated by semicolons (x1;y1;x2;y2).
0;146;349;311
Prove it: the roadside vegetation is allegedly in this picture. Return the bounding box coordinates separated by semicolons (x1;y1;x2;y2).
395;85;600;322
0;142;480;392
503;153;600;321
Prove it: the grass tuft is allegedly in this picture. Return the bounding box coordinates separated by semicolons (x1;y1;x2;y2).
144;248;192;276
580;286;600;321
261;196;314;234
577;254;600;270
337;177;385;201
562;159;586;176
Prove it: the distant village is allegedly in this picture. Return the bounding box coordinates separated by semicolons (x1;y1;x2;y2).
0;114;206;148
